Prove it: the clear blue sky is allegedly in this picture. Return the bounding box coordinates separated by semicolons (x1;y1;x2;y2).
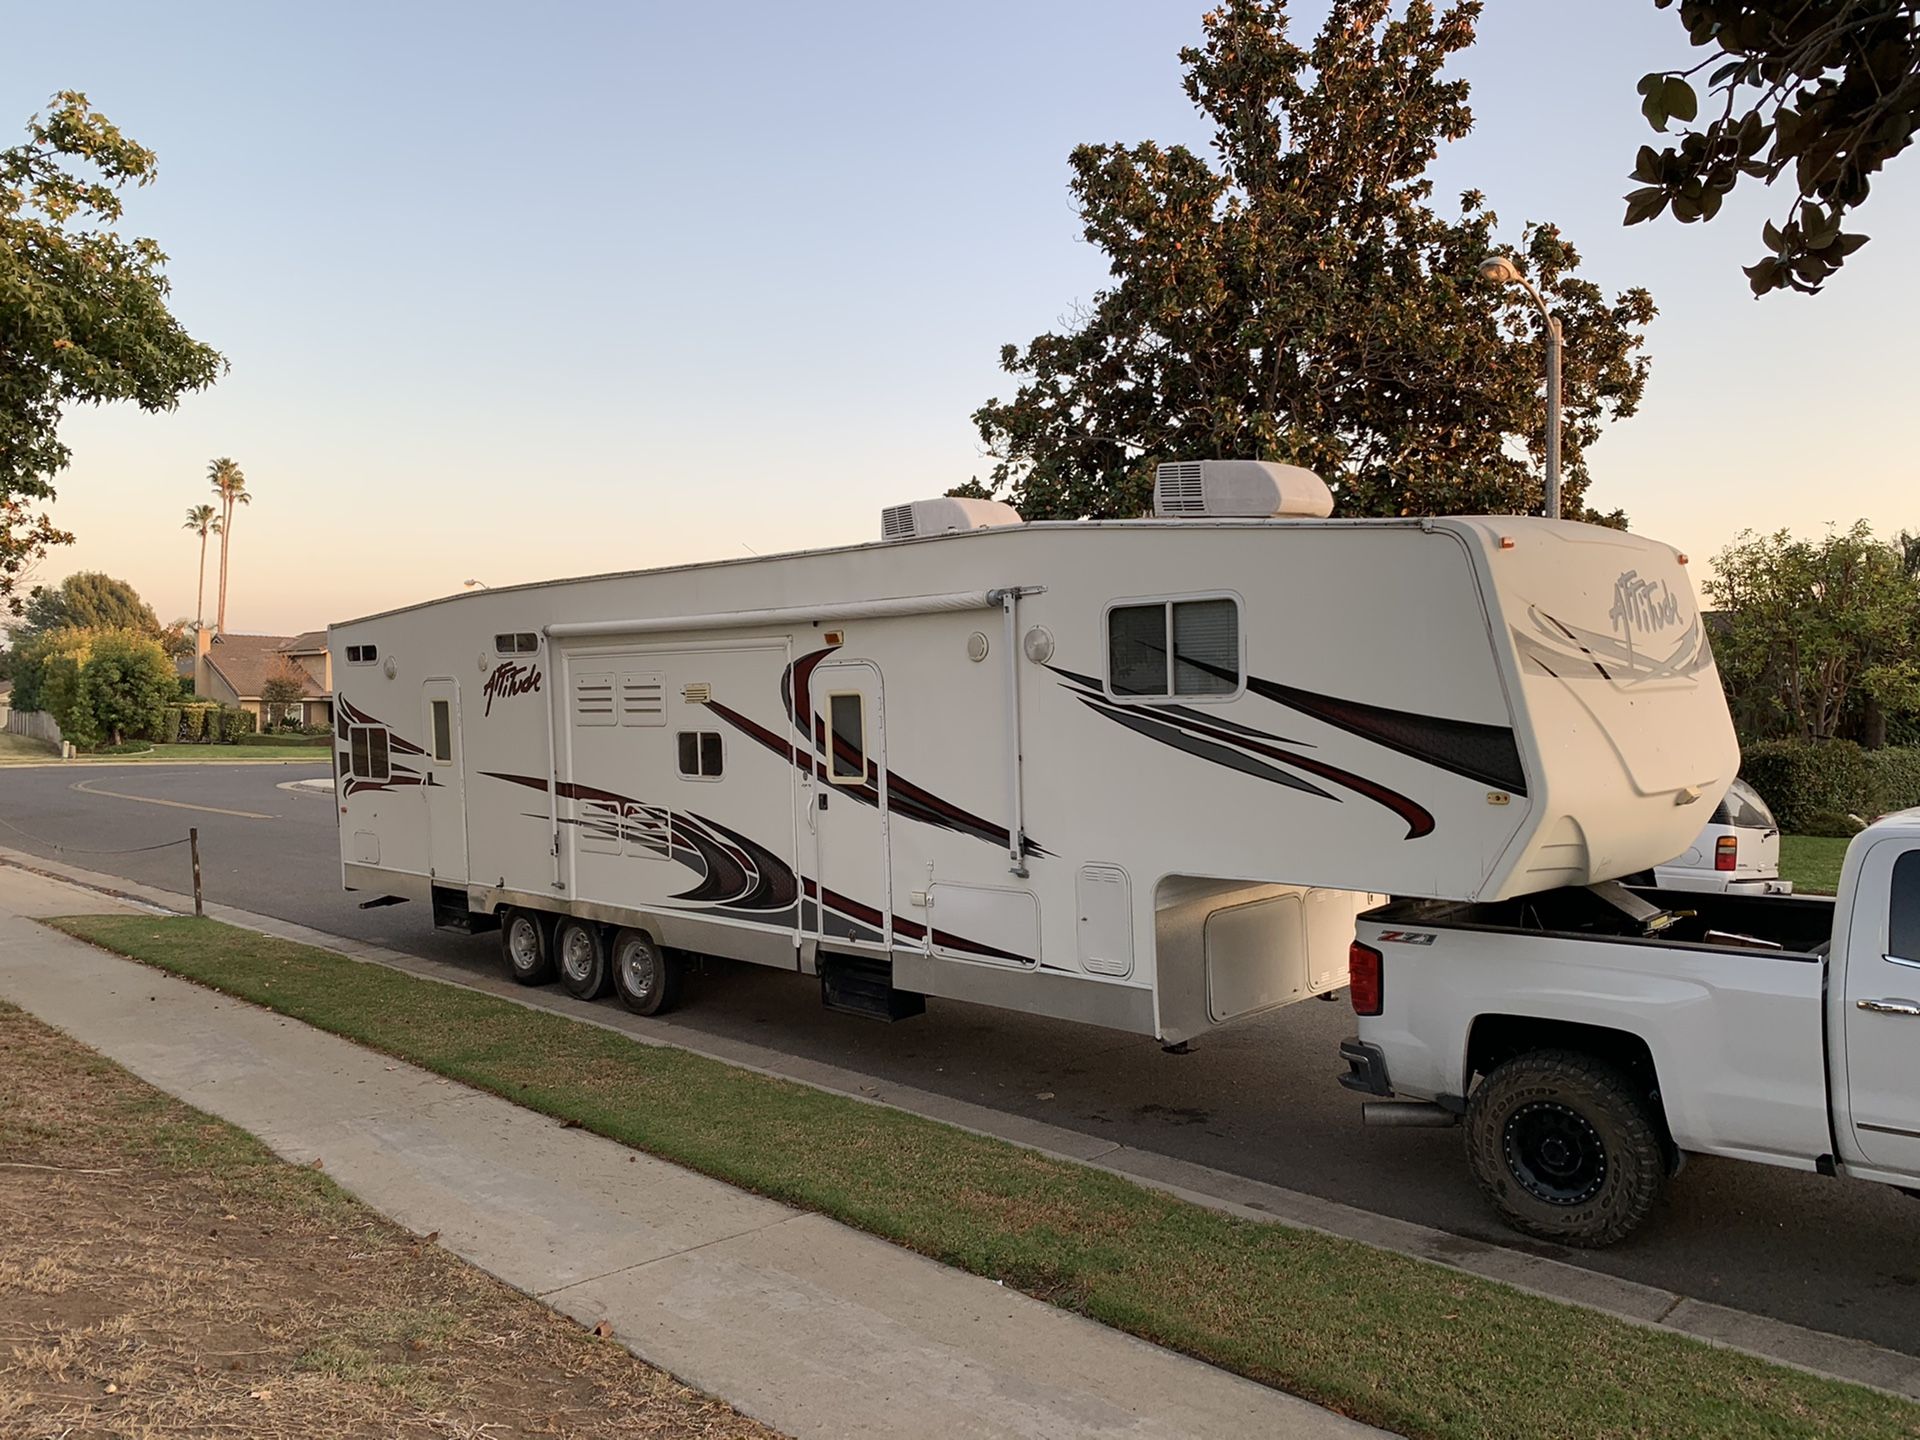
10;1;1917;632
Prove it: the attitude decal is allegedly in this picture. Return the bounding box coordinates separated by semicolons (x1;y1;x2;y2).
1048;668;1440;840
1511;603;1714;686
335;696;432;797
481;772;1033;963
699;644;1050;858
483;660;543;717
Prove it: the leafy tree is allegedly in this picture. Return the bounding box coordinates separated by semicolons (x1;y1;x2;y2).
1;92;225;612
1706;523;1920;743
208;456;248;633
77;629;174;745
183;503;218;628
968;0;1655;522
259;653;309;728
15;570;158;638
12;624;93;737
1627;2;1917;295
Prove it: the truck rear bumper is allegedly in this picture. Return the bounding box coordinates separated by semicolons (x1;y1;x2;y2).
1338;1037;1394;1096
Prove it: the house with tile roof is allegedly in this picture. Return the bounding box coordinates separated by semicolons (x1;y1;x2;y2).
191;628;333;727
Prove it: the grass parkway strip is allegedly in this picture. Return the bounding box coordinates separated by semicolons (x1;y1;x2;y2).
49;912;1920;1440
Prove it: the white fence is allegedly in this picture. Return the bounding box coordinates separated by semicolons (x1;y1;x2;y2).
4;709;64;746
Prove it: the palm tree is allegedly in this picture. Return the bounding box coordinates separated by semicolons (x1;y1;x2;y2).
183;504;219;629
207;457;249;634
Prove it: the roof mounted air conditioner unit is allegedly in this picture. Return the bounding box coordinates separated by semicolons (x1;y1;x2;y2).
1153;460;1333;520
879;497;1023;541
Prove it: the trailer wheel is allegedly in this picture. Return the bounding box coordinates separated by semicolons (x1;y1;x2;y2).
1466;1049;1664;1248
610;929;679;1016
554;918;612;1001
499;908;555;986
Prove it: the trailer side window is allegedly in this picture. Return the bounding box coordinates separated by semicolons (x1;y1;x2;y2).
1891;850;1920;963
345;644;378;665
1107;597;1240;699
429;700;452;763
677;730;723;779
828;692;866;783
349;725;390;782
494;632;539;656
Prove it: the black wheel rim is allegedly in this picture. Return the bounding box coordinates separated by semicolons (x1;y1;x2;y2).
1503;1100;1607;1206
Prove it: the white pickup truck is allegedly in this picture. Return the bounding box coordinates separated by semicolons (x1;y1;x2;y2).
1339;810;1920;1246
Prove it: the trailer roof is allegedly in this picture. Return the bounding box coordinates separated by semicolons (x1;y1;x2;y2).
327;513;1595;631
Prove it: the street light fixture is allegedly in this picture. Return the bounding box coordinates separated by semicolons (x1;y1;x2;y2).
463;578;490;591
1479;254;1563;521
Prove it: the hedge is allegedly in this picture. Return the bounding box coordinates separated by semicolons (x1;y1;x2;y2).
1741;740;1920;830
234;731;329;747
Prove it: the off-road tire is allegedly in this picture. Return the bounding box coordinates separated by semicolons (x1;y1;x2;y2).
610;928;680;1016
499;907;555;986
554;917;612;1000
1466;1049;1665;1248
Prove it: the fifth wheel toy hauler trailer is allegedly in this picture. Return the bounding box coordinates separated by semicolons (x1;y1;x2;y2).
328;461;1738;1044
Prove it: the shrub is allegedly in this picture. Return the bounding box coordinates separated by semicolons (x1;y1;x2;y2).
220;708;256;741
161;706;182;743
1740;740;1872;832
175;675;196;700
1800;811;1867;838
1864;747;1920;817
76;631;175;745
234;731;330;747
92;740;155;756
180;705;208;742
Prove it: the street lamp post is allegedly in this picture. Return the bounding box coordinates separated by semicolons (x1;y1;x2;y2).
1478;255;1563;521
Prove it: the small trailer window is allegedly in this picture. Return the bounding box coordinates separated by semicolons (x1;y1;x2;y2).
345;644;378;664
494;633;539;655
430;700;452;763
1892;850;1920;964
828;693;866;783
677;731;723;779
349;725;390;782
1107;597;1240;699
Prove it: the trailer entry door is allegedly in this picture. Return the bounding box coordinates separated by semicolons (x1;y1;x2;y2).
420;678;469;884
809;661;890;951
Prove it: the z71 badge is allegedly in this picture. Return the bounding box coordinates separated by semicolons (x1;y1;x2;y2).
1375;930;1437;946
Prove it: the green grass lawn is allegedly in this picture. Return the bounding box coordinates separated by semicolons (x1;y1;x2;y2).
1779;835;1851;895
0;732;59;762
113;742;330;763
47;913;1920;1440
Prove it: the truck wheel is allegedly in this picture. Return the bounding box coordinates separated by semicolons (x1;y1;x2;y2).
554;918;611;1000
499;908;555;986
610;929;680;1016
1466;1050;1664;1248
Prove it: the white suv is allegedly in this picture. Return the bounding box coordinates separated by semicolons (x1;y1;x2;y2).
1641;777;1791;895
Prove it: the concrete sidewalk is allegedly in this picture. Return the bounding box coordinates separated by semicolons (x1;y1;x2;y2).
0;868;1382;1440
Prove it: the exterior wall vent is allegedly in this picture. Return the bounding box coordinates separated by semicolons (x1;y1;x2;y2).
878;497;1022;540
1152;460;1334;520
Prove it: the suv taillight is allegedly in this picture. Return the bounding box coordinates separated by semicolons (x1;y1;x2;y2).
1349;941;1384;1016
1716;834;1738;871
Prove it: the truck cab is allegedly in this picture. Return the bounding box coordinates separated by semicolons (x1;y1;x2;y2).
1340;811;1920;1246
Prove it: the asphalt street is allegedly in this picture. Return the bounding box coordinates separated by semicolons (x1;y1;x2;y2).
3;759;1915;1355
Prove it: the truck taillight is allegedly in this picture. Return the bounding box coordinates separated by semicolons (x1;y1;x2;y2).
1716;834;1738;871
1349;941;1384;1017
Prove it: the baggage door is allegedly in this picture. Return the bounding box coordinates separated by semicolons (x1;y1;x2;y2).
420;678;469;884
808;661;890;950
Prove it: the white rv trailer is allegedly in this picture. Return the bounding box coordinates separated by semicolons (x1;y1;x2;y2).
329;462;1738;1042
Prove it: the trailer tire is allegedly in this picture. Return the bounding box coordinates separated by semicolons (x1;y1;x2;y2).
499;908;555;986
610;929;679;1016
1466;1049;1664;1248
554;918;611;1001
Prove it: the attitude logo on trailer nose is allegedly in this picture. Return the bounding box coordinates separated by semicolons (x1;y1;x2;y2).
483;661;542;717
1609;569;1681;637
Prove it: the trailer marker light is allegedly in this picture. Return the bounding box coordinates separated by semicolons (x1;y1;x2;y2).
1716;834;1738;871
1498;535;1515;550
1349;941;1384;1017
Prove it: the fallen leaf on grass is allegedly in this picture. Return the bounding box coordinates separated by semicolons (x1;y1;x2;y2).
591;1320;613;1338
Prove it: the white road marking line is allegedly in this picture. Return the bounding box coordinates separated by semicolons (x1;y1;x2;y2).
70;778;277;820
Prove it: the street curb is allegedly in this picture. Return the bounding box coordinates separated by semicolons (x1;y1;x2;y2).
6;841;1917;1403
